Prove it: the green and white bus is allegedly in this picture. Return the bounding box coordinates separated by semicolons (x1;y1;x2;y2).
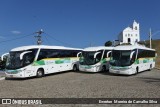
3;45;82;78
109;44;156;75
79;46;113;72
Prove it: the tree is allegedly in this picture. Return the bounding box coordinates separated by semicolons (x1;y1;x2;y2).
105;41;112;46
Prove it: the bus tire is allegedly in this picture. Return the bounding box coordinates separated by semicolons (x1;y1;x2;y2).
36;68;44;78
73;65;78;71
136;67;139;74
5;77;9;80
149;64;152;71
101;65;106;72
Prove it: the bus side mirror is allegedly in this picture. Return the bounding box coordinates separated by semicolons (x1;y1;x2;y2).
130;51;135;59
77;52;82;57
1;53;9;61
20;51;32;60
107;51;112;58
94;52;101;58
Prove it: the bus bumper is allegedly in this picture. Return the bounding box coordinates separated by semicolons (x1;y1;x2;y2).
109;67;134;75
5;71;25;78
79;65;99;72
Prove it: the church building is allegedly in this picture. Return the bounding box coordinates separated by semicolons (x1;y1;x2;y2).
118;20;140;45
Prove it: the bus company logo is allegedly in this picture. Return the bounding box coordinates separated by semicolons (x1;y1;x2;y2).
2;99;12;104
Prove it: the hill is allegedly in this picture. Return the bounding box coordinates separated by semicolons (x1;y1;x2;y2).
145;39;160;68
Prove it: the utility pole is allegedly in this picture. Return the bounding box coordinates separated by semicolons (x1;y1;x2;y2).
35;29;43;45
149;28;152;48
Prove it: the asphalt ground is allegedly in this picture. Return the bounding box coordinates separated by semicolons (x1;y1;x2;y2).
0;69;160;107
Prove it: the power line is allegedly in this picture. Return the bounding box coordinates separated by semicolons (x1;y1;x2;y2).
0;33;34;44
0;31;75;47
44;32;74;47
43;34;51;45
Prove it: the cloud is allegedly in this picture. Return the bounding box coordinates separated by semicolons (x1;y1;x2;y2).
11;30;21;34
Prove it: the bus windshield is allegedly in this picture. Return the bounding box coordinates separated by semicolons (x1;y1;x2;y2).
6;49;38;70
80;51;102;65
110;50;135;66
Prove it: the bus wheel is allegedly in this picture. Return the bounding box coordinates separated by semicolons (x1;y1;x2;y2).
101;66;106;72
37;69;44;78
73;65;78;71
149;64;152;71
136;67;139;74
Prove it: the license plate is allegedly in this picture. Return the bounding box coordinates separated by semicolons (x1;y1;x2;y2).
10;75;13;77
117;71;120;74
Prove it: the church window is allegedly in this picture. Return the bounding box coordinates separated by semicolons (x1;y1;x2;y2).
135;26;137;30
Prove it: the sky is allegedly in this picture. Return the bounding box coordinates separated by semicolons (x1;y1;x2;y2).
0;0;160;55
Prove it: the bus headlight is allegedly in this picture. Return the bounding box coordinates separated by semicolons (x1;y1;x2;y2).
95;65;100;71
6;69;22;74
17;70;23;73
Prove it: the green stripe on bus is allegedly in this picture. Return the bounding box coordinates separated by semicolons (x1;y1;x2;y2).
33;60;45;66
135;59;139;64
100;58;110;64
134;57;155;64
32;58;72;66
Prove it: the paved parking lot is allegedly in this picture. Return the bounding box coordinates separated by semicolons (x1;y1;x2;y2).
0;69;160;107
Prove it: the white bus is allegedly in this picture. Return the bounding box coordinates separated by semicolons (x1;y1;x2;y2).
79;46;113;72
3;45;82;78
109;44;156;75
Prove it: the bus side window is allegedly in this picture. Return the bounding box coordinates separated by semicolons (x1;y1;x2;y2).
137;49;155;58
58;50;71;58
137;49;142;58
72;51;78;57
37;50;48;61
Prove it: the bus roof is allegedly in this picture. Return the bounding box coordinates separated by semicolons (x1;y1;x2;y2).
113;44;155;51
11;45;82;51
83;46;114;51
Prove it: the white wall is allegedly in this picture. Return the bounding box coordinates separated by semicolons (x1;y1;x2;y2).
118;21;140;45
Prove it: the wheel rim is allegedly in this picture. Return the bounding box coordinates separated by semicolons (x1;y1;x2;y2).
37;71;43;77
102;66;106;72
